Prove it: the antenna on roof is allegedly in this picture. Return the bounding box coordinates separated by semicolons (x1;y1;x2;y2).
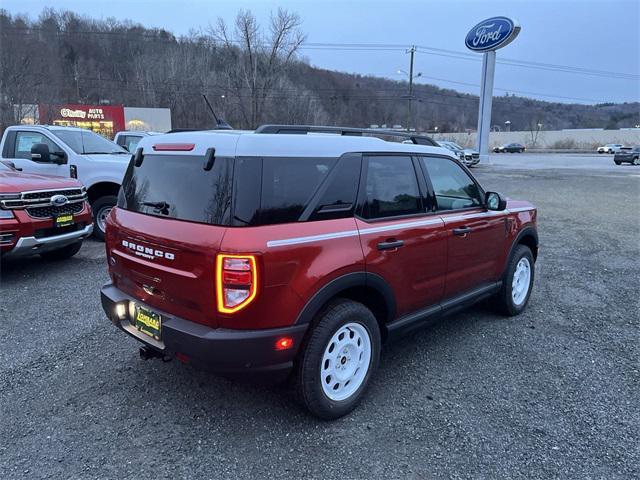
203;94;233;130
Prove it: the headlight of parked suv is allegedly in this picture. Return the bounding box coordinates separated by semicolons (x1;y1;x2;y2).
0;209;14;219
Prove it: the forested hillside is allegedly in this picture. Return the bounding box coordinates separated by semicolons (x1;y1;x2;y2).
1;9;638;132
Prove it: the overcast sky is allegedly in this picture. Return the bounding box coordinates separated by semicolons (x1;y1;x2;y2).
3;0;639;104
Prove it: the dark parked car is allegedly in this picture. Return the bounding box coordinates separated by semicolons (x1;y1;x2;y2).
614;146;640;165
493;143;526;153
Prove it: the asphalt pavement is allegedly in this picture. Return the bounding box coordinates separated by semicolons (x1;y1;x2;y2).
1;153;638;479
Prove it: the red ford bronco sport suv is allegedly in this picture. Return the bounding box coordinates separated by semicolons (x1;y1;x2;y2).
101;125;538;419
0;161;93;259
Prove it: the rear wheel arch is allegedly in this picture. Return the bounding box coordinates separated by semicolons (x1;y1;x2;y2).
295;272;396;341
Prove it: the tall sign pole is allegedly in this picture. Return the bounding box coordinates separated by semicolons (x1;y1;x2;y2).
465;17;521;164
476;51;496;164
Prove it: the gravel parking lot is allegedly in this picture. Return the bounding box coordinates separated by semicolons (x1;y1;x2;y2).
1;154;638;479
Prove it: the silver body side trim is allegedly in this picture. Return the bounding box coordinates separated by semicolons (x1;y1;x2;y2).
267;229;359;248
265;207;534;248
267;217;443;248
508;207;534;214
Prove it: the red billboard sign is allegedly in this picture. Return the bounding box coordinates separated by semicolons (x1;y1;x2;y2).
38;104;125;139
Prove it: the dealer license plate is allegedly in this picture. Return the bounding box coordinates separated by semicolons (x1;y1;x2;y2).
55;214;74;228
135;306;162;340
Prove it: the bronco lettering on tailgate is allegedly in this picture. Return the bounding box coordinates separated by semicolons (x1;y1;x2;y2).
121;239;175;261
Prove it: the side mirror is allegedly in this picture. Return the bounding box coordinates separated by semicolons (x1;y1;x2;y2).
31;143;51;163
486;191;507;211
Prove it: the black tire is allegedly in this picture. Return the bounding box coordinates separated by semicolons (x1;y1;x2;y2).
40;241;82;260
493;245;535;316
91;195;117;241
614;160;621;165
295;299;381;420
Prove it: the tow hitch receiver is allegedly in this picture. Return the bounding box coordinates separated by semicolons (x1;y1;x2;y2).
139;345;171;362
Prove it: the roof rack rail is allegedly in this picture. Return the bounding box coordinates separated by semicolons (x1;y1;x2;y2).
255;125;438;146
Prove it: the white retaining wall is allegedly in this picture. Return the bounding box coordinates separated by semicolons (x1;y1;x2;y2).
434;129;640;149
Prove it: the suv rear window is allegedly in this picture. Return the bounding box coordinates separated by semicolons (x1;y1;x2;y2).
119;154;233;226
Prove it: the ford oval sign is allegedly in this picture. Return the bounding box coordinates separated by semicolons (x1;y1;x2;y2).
465;17;520;52
51;194;69;207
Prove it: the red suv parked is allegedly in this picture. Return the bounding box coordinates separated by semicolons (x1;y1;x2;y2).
101;125;538;419
0;161;93;259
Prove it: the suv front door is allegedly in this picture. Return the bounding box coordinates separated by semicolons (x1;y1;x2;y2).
420;156;506;298
355;154;446;318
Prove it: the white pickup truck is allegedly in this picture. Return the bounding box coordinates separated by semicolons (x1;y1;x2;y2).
0;125;131;240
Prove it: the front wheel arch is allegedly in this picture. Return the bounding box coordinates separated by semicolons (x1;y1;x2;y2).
87;181;120;205
503;227;538;277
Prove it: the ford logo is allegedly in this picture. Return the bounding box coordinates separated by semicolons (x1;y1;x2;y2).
51;194;69;207
465;16;520;52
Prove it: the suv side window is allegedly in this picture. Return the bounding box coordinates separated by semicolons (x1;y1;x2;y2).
260;157;337;225
14;132;60;160
362;155;422;219
308;154;361;221
421;156;483;211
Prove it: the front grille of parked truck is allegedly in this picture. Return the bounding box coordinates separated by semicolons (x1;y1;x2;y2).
0;188;87;219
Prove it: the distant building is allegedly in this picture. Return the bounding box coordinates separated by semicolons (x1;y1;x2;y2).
16;104;171;139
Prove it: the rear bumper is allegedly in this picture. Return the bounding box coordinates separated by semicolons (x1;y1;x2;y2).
2;223;93;258
100;283;308;380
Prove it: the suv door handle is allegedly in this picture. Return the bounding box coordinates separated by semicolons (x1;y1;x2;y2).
377;239;404;251
452;226;472;236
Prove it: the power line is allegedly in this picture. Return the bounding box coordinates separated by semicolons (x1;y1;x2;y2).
3;26;638;80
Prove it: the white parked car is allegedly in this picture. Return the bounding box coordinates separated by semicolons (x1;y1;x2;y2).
0;125;131;240
597;144;624;154
114;131;162;153
438;141;480;167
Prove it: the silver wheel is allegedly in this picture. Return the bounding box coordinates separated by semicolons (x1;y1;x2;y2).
511;257;532;306
320;322;372;402
633;157;640;166
96;205;112;233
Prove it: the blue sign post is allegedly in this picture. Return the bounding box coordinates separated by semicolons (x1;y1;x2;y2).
465;17;521;164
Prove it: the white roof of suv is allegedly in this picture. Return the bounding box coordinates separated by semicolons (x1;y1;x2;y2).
138;129;454;159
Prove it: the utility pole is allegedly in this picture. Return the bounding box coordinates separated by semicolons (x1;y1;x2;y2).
406;45;416;132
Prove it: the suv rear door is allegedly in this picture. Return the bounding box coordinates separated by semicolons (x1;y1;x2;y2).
420;156;505;298
355;154;446;317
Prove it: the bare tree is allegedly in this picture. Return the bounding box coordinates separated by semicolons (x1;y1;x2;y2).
211;8;306;128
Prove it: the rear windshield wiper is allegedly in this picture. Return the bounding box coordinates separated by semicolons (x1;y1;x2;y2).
141;201;170;213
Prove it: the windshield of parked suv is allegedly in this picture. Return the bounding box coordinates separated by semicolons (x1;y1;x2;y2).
440;142;461;152
51;129;128;155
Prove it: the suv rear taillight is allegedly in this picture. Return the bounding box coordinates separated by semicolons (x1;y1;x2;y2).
216;254;258;313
